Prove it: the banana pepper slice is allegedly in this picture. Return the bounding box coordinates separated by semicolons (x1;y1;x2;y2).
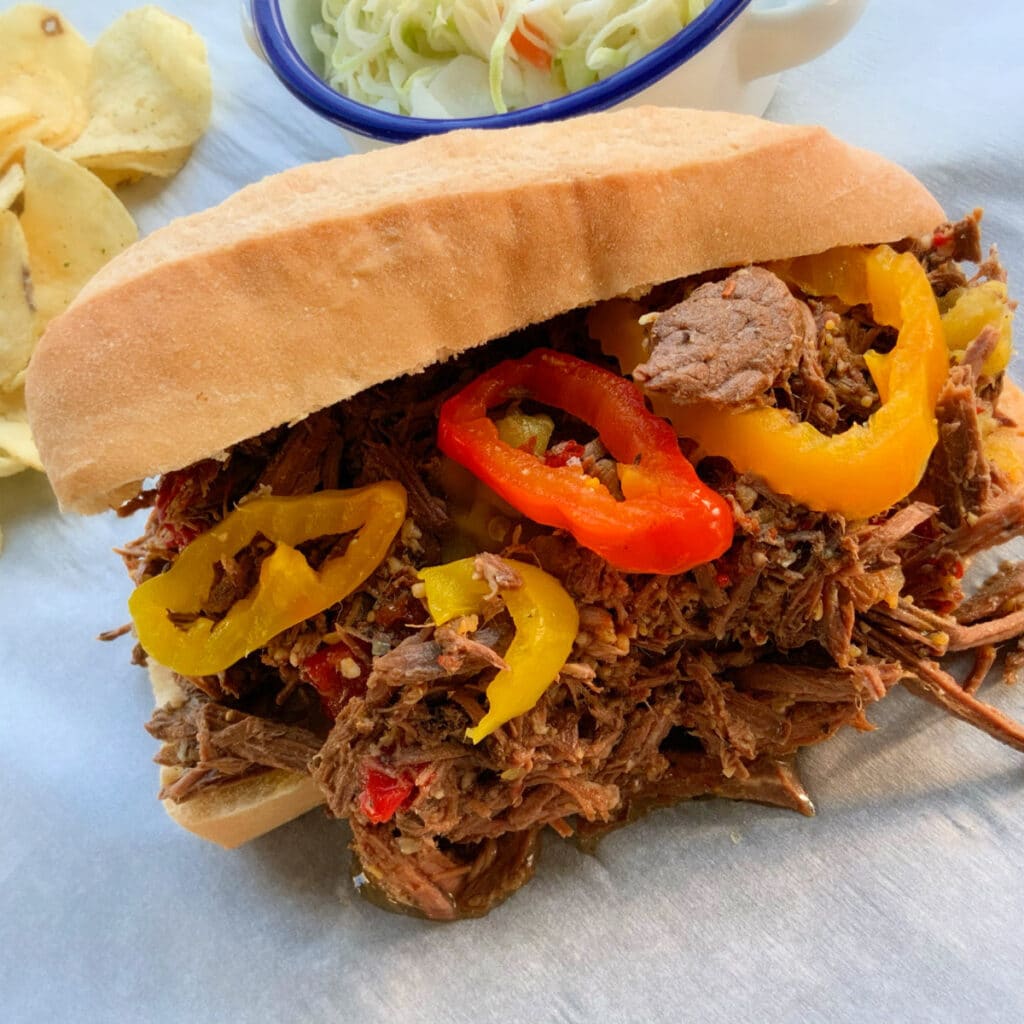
130;482;407;677
594;246;949;521
418;556;578;744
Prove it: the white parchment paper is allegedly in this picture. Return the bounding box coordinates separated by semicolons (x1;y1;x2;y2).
2;3;1023;1021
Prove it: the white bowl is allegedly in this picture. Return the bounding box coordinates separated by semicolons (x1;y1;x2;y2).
244;0;869;152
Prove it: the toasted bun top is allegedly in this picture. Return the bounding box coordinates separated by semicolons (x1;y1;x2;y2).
26;106;943;513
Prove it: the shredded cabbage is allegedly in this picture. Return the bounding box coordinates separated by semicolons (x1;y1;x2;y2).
313;0;711;118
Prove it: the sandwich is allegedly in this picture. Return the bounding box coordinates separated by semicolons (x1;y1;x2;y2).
25;107;1024;920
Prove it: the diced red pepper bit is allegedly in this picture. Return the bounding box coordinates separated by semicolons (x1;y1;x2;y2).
300;641;368;719
715;572;732;589
158;521;201;550
952;560;965;580
154;471;186;515
358;763;421;824
153;466;213;552
544;440;587;469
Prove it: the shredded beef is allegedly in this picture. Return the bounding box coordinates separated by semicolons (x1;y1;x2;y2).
257;409;344;496
146;681;326;799
350;822;540;921
923;364;991;525
120;215;1024;919
597;752;816;821
360;441;449;535
956;561;1024;623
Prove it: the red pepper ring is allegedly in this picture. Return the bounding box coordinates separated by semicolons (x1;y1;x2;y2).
437;349;734;574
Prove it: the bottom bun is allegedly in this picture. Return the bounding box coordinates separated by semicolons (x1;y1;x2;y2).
148;662;325;849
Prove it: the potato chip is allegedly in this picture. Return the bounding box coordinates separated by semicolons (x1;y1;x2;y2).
0;95;36;136
59;7;212;179
1;67;89;169
0;5;91;168
0;163;25;209
0;7;212;544
88;145;194;188
19;141;136;330
0;4;91;90
0;210;34;389
0;389;42;473
0;421;42;472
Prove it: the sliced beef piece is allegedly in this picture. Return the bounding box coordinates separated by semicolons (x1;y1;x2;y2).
147;692;206;753
634;267;814;407
963;645;998;695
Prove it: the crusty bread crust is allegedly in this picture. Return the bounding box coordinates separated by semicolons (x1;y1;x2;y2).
26;106;944;513
149;662;324;848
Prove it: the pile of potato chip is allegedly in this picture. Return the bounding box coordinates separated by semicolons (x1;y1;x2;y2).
0;4;212;533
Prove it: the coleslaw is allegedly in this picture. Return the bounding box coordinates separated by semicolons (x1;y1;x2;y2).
312;0;711;119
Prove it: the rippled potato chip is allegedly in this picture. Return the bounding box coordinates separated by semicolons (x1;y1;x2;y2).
0;210;34;391
0;67;89;168
89;145;194;189
60;7;212;180
0;5;91;168
0;386;42;483
0;402;41;474
0;95;36;136
0;4;91;87
0;164;25;209
0;5;210;511
19;142;137;331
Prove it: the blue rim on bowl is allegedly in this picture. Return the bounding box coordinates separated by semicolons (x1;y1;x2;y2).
250;0;753;143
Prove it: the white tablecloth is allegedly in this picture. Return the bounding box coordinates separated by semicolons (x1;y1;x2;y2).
2;2;1023;1021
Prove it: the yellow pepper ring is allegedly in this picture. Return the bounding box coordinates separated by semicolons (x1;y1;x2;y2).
129;481;408;677
418;556;579;744
593;246;949;521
